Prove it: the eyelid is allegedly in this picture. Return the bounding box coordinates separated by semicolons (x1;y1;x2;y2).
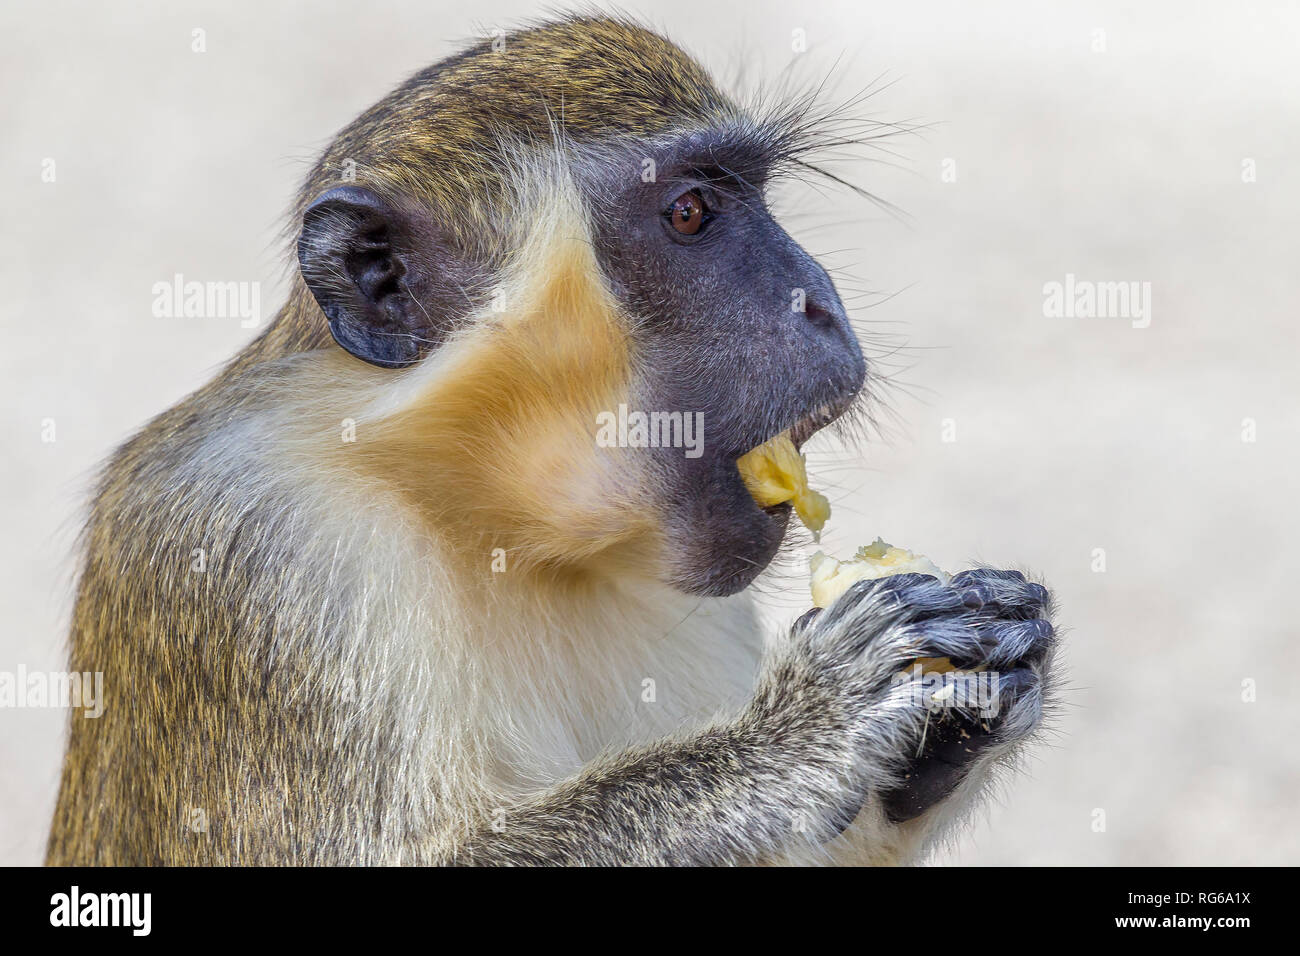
662;186;715;218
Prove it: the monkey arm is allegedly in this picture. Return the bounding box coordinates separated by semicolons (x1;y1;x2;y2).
447;712;860;866
449;572;1055;866
448;571;1057;867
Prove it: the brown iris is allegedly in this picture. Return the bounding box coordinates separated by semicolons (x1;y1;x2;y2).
669;189;706;235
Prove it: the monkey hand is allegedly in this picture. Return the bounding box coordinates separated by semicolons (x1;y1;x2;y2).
875;569;1057;824
762;569;1056;844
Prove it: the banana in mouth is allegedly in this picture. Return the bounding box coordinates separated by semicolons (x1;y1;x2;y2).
735;432;830;539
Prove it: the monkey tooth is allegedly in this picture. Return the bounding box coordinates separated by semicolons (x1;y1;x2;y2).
788;404;838;447
735;432;830;539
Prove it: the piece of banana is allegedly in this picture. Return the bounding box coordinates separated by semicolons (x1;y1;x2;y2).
809;538;950;608
809;539;958;679
735;432;830;539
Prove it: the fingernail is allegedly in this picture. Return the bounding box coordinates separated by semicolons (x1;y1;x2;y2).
794;607;822;633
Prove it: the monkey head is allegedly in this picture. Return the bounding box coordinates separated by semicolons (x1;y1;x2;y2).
293;17;867;597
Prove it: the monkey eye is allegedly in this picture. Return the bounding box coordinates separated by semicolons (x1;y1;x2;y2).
665;189;709;236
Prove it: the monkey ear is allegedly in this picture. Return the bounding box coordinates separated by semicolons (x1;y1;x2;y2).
298;185;434;368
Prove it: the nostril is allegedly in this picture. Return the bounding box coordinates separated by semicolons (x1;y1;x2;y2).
803;300;836;326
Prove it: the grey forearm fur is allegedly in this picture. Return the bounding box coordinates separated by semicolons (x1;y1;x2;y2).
449;706;853;866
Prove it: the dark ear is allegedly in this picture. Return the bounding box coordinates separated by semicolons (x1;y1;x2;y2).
297;185;437;368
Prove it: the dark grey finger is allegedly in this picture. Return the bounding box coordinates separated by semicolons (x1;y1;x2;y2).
988;668;1044;739
824;573;963;626
951;568;1026;586
978;618;1055;667
951;570;1049;619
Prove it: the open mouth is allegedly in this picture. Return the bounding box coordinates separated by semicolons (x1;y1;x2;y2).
741;391;857;464
733;393;857;538
673;391;861;597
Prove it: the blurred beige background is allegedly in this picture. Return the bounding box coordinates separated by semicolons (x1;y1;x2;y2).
2;0;1297;865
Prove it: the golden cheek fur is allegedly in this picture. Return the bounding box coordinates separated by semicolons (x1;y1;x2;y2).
304;181;664;579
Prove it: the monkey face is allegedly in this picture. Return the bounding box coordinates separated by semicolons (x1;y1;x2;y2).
296;137;864;597
580;130;867;596
297;98;865;599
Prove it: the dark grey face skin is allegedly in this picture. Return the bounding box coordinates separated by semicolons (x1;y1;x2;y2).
580;130;867;596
